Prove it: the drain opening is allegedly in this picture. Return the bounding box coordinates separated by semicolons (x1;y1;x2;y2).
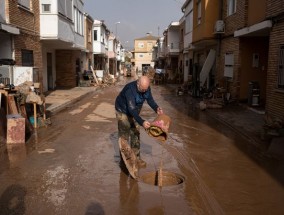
140;171;184;187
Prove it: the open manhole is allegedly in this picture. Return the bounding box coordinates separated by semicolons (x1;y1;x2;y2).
140;170;185;187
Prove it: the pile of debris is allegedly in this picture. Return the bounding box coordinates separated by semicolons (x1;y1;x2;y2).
263;113;284;138
0;81;50;144
80;67;117;88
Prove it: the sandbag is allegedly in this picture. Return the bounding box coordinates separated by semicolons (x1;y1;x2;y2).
147;114;171;141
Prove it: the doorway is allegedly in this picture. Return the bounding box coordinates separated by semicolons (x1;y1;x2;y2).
47;53;53;90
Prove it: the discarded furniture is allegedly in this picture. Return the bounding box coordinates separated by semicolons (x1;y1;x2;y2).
6;114;25;144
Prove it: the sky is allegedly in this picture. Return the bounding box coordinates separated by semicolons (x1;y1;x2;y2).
84;0;185;49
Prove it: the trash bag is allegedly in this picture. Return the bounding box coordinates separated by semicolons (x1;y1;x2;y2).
147;114;171;141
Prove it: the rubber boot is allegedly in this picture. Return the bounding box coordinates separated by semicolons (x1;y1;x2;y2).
132;148;147;168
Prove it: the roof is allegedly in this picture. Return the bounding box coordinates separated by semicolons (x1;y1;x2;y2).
135;34;159;41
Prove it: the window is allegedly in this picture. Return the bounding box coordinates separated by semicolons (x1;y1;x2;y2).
88;28;91;43
58;0;72;20
227;0;237;16
171;43;174;49
58;0;65;15
224;53;234;78
66;0;72;20
74;6;84;35
74;8;77;32
138;42;144;48
18;0;30;9
42;4;51;13
94;30;98;41
197;0;201;24
21;49;34;66
278;45;284;89
185;9;193;33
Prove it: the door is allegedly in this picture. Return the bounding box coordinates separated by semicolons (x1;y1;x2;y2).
47;53;53;90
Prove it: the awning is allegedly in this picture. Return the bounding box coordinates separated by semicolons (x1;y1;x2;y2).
0;23;20;34
234;20;272;37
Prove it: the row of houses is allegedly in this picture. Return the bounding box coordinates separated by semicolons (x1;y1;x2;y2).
0;0;125;92
145;0;283;120
1;0;283;120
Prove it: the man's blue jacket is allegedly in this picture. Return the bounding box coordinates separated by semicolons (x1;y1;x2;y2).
115;80;159;126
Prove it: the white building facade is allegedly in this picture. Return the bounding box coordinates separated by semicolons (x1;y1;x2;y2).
40;0;85;90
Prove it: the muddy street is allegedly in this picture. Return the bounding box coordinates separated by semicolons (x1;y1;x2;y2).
0;77;284;215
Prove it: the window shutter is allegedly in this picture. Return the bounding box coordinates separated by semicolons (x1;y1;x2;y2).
66;0;72;20
18;0;30;9
278;46;284;88
58;0;65;15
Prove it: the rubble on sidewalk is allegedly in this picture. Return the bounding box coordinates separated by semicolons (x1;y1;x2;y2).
0;81;51;145
262;113;284;139
80;67;117;88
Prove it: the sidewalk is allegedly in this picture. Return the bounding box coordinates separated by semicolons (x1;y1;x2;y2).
45;87;98;115
166;84;269;147
206;103;266;146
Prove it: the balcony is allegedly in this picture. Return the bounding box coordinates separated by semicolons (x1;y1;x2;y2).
40;14;84;50
165;42;180;56
93;41;107;55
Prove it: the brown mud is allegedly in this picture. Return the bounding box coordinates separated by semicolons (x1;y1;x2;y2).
0;77;283;214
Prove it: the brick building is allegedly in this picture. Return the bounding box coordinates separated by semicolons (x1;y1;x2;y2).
216;0;270;105
1;0;43;85
266;0;284;119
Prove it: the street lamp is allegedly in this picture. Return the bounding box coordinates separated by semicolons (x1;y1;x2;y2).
115;21;120;38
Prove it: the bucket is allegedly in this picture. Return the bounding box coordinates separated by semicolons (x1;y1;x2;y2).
29;116;38;125
147;114;171;141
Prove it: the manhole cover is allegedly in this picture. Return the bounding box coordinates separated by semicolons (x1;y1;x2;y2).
140;170;185;187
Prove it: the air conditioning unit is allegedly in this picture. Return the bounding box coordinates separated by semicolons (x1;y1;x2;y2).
214;20;225;34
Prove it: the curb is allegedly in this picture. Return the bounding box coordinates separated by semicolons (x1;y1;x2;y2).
47;88;98;116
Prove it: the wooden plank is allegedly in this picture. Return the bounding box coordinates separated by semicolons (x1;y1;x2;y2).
90;66;99;85
33;103;37;128
119;137;138;179
19;104;34;134
0;90;9;113
200;49;216;87
8;95;18;114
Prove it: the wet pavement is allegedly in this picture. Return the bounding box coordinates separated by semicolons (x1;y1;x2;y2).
45;86;99;115
0;77;284;214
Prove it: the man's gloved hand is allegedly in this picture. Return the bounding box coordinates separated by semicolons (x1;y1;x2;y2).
143;120;151;129
157;107;163;115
